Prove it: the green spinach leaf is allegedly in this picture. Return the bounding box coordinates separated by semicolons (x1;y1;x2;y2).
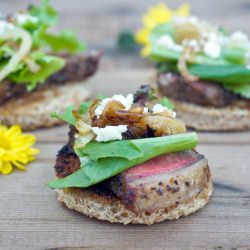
48;132;198;189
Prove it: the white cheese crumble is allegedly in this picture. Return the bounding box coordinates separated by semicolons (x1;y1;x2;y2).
182;39;201;52
94;98;112;118
203;41;221;58
231;31;248;41
157;35;183;52
15;14;38;24
91;125;128;142
112;94;134;110
152;104;176;118
0;20;14;35
143;107;149;114
94;94;134;118
229;31;250;49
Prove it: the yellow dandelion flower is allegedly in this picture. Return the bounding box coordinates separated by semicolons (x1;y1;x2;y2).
0;124;39;174
135;3;190;56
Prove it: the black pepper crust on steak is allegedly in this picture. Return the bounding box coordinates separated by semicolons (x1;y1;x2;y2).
157;72;250;107
0;52;101;105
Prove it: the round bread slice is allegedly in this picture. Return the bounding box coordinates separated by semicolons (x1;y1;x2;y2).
55;170;212;225
0;82;90;130
172;100;250;131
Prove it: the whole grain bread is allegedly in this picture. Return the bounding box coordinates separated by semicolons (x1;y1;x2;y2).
170;100;250;131
55;169;212;225
0;82;90;130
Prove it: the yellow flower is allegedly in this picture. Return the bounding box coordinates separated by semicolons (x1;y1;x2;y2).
135;3;190;56
0;124;39;174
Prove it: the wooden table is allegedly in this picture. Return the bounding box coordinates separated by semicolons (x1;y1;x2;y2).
1;1;250;249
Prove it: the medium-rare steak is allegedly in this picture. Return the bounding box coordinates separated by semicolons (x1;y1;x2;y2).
157;72;239;107
0;53;100;105
54;141;210;214
109;150;210;213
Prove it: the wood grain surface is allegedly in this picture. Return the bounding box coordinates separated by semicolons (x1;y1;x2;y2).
1;1;250;249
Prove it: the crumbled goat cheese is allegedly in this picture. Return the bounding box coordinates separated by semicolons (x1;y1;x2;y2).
157;35;183;52
91;125;128;142
231;31;248;41
203;41;221;58
0;21;14;35
229;31;250;49
152;104;176;118
95;94;134;118
15;14;38;24
112;94;134;110
143;107;149;114
94;98;112;118
182;39;201;52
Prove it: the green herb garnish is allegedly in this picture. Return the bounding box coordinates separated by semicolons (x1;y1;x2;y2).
161;96;174;110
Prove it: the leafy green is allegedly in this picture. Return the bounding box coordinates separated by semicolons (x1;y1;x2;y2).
161;96;174;110
28;0;85;53
29;0;58;27
51;101;91;125
189;64;250;84
78;101;92;115
224;83;250;98
51;104;76;126
187;64;250;98
8;55;65;90
48;132;198;188
39;30;85;53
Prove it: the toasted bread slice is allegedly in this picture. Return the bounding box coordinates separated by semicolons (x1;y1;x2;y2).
55;166;212;225
171;100;250;131
0;82;90;130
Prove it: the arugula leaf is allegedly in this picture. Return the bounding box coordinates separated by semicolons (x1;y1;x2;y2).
161;96;174;110
29;0;58;27
51;101;91;125
48;132;198;188
41;30;85;53
75;140;142;161
8;55;65;90
189;64;250;84
224;83;250;98
51;104;76;126
188;64;250;98
78;101;92;115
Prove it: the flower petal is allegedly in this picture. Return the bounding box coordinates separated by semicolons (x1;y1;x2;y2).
1;162;13;174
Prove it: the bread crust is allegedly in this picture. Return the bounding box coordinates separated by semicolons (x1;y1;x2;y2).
55;166;212;225
0;82;90;130
170;100;250;131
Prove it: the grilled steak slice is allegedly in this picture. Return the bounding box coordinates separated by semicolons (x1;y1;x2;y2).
0;52;100;105
54;144;210;213
157;72;238;107
108;150;210;213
